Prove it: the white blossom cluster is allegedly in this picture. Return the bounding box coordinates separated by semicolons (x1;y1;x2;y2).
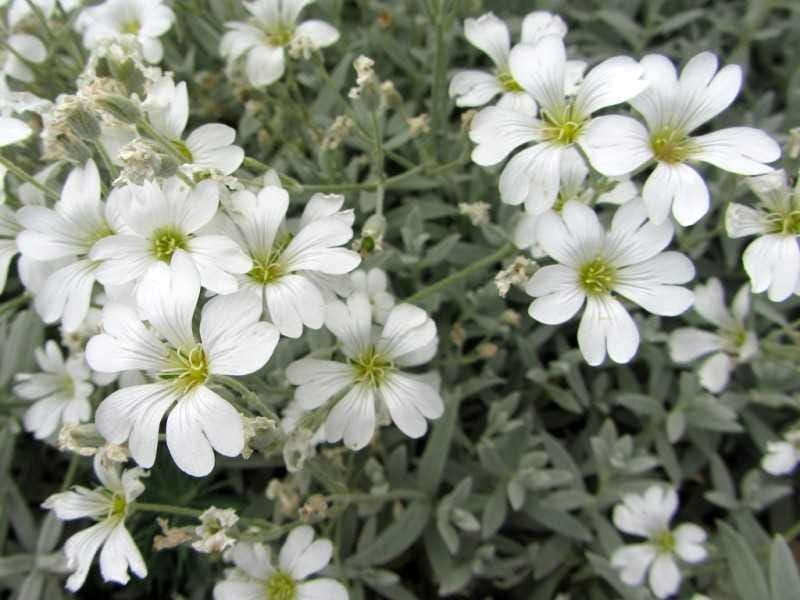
0;1;797;598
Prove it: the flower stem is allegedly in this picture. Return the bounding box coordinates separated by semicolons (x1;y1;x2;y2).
60;454;81;492
403;242;516;304
131;502;203;518
0;293;30;318
0;155;60;202
93;140;119;183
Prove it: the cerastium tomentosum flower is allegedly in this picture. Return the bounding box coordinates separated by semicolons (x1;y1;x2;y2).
86;252;279;476
286;291;443;450
525;200;695;365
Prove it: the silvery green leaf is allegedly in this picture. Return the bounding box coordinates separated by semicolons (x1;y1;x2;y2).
769;536;800;600
451;508;480;532
718;521;771;600
348;502;431;567
0;554;34;577
481;485;507;539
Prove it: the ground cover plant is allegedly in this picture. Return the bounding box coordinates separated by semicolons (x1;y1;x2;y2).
0;0;799;598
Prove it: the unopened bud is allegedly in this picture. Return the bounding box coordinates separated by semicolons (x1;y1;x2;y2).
66;106;101;140
95;94;142;124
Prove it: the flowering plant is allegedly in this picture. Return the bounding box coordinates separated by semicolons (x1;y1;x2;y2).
0;1;798;599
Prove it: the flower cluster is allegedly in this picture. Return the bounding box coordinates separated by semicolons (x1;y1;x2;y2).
455;10;786;366
1;1;797;598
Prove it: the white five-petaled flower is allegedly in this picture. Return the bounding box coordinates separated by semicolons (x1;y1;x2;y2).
449;11;582;113
349;267;395;324
221;0;340;87
525;200;695;366
14;341;93;440
143;76;245;175
582;51;781;226
669;278;756;393
217;185;361;338
469;35;647;214
16;160;122;331
213;527;348;600
286;292;443;450
762;430;800;476
91;178;252;295
611;486;707;599
76;0;175;63
726;170;800;301
42;454;148;592
86;252;279;476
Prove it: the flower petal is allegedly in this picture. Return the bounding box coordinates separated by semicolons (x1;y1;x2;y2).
294;20;339;47
464;12;510;68
449;70;502;107
286;359;353;410
578;296;639;365
325;384;375;450
469;106;542;166
246;45;286;86
580;115;652;177
643;162;709;226
574;55;647;116
692;127;780;175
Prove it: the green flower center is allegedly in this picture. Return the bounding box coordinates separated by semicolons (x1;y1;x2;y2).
541;103;586;146
247;233;294;284
108;493;127;519
650;127;693;164
497;70;523;93
351;347;394;388
151;226;188;262
265;572;297;600
578;258;616;296
122;19;141;35
161;345;209;392
171;140;194;163
651;529;676;554
60;375;76;398
766;210;800;236
265;25;295;47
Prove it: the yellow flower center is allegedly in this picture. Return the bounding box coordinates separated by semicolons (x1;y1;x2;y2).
122;19;141;35
351;347;394;388
265;572;297;600
247;233;294;285
151;226;188;262
107;492;127;519
265;25;295;47
160;345;210;392
578;258;616;296
766;210;800;236
650;127;693;164
651;529;676;554
541;103;586;146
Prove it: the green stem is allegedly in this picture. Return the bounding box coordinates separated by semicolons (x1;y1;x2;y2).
430;0;451;149
131;502;203;518
784;519;800;542
60;454;81;492
0;155;60;202
403;242;516;304
93;140;119;183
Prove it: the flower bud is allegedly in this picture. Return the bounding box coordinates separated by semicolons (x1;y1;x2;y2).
95;94;142;124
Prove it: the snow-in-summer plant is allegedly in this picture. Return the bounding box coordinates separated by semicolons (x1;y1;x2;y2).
0;2;798;599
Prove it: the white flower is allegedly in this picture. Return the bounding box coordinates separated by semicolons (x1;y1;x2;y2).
16;160;121;331
581;52;781;225
220;0;340;87
42;454;148;592
349;268;395;324
449;11;581;113
513;148;636;257
611;486;707;598
469;35;646;214
286;292;443;450
76;0;175;63
525;200;694;366
217;185;360;337
86;252;279;476
143;76;245;175
725;170;800;301
90;178;252;295
669;278;757;392
13;341;93;440
762;430;800;476
213;527;348;600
